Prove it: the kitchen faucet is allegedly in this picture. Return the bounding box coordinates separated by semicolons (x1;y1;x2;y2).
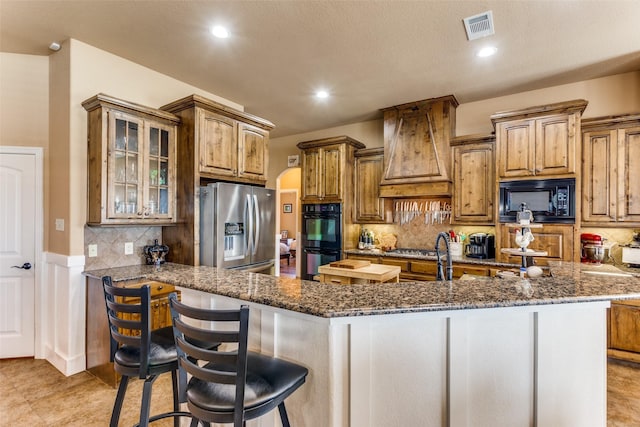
435;232;453;281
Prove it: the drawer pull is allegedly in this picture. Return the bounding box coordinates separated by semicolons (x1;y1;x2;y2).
157;285;163;291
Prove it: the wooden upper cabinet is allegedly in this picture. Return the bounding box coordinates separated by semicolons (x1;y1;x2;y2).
450;135;495;224
354;147;393;223
491;99;587;179
198;110;237;177
238;122;269;180
582;114;640;225
160;95;274;266
321;144;342;200
619;125;640;222
83;94;179;226
379;95;458;198
301;147;322;200
299;145;343;201
162;94;274;185
297;136;365;203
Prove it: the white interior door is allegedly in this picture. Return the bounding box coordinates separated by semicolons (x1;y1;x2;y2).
0;152;36;357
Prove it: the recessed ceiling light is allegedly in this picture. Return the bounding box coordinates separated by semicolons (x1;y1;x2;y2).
315;90;329;99
477;46;497;57
211;25;229;39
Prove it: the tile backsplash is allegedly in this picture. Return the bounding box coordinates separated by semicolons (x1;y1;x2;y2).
84;225;162;270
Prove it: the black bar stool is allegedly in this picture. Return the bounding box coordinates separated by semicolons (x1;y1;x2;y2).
102;276;191;427
169;295;309;427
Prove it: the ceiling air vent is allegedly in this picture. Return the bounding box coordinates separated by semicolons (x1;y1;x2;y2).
463;10;495;40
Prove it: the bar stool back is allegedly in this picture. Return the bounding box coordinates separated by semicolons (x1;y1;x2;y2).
102;276;189;427
169;295;309;427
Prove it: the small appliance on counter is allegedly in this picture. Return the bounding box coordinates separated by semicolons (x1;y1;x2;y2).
143;239;169;265
580;233;605;264
465;233;495;259
622;232;640;267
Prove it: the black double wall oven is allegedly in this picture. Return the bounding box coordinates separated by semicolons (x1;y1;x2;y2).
301;203;342;280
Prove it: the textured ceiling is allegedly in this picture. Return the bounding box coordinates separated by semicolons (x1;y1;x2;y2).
2;0;640;138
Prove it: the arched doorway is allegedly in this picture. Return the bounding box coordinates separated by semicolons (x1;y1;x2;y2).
276;167;301;277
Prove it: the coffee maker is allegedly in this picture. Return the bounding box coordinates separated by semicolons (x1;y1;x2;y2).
580;233;604;264
465;233;495;259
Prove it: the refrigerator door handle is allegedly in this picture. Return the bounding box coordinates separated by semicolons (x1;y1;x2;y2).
252;194;260;255
245;194;253;256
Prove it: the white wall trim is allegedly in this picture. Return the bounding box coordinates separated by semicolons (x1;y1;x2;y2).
0;146;45;359
42;251;87;376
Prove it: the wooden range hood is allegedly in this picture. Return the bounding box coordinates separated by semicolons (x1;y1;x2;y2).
379;95;458;198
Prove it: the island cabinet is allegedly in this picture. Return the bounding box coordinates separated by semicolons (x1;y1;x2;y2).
450;134;495;224
160;95;274;265
297;136;365;203
609;299;640;363
497;223;576;265
582;114;640;225
379;95;458;198
82;94;180;225
491;99;588;179
85;278;180;386
354;147;393;223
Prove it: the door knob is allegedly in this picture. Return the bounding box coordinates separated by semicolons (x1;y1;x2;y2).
11;262;32;270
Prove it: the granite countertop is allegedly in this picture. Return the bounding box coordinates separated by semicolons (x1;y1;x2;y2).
83;260;640;318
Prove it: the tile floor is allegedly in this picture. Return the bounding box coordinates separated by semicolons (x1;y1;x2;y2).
0;358;177;426
1;356;639;426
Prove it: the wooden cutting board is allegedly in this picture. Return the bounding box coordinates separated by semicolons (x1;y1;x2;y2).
329;259;371;269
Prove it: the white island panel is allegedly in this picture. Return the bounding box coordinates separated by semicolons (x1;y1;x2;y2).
450;307;535;426
177;287;609;427
537;304;607;427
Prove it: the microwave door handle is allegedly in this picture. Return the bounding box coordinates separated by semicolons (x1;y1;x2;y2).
252;194;259;255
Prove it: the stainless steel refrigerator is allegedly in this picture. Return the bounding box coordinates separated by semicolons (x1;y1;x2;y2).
200;182;275;273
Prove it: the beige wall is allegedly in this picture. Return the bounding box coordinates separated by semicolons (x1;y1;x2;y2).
0;53;49;147
278;167;301;240
456;71;640;135
279;191;298;239
0;53;51;249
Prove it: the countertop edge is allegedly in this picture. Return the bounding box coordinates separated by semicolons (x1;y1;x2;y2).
83;262;640;318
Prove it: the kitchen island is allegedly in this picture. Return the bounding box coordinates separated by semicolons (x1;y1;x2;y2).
84;262;640;427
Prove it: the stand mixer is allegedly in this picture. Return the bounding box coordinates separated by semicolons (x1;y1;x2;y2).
581;233;605;264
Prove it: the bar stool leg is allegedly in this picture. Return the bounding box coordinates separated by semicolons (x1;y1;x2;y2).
278;402;291;427
110;375;130;427
172;370;180;427
139;375;158;427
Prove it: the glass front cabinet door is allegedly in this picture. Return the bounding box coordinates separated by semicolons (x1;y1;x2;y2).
83;94;179;225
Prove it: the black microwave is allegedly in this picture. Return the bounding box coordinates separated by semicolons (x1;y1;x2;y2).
499;178;575;223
